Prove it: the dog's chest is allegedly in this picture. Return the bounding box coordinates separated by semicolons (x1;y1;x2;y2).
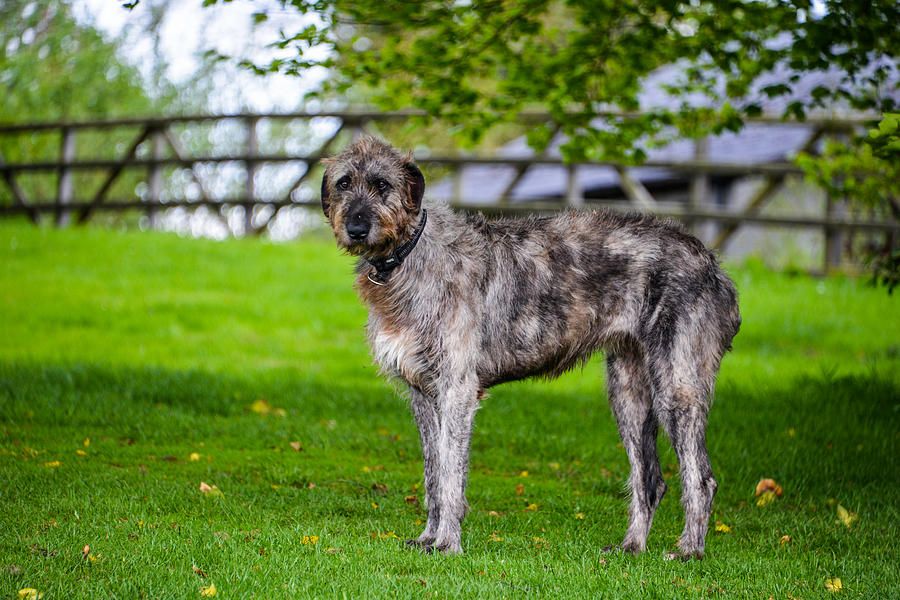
369;318;429;386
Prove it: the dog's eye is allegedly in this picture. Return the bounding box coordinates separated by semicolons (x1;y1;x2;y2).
375;179;389;192
337;177;351;190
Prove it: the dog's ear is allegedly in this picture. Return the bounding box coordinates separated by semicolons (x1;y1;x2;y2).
404;162;425;211
320;172;331;217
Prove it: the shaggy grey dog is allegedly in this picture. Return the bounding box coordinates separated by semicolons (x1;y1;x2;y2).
321;137;741;559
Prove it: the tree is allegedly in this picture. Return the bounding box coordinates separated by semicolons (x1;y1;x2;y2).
125;1;899;286
183;1;898;158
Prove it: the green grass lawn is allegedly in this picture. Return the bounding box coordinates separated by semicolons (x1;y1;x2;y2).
1;220;898;598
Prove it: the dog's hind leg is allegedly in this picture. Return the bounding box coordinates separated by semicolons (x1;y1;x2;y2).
651;332;720;560
407;387;441;548
606;346;666;554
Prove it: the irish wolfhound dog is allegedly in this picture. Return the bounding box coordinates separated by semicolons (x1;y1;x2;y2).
321;137;741;559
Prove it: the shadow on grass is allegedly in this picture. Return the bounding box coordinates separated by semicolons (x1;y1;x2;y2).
1;360;897;500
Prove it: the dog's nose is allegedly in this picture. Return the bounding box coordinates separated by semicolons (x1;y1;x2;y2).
346;215;370;241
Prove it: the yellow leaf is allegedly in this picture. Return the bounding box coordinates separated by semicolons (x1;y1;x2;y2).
249;399;271;414
489;532;503;542
836;505;857;528
289;441;302;452
548;462;561;471
487;510;500;517
575;512;585;520
755;478;783;497
515;483;525;496
189;452;201;462
524;503;539;512
76;450;87;457
756;491;777;507
200;583;217;597
301;535;319;545
18;589;43;600
519;470;529;478
83;438;91;447
273;408;287;417
43;461;60;468
824;578;843;592
199;482;223;497
780;535;792;545
714;521;732;533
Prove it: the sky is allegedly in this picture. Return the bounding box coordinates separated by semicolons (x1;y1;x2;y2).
71;0;329;112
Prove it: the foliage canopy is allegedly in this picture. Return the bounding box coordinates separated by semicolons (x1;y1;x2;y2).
191;0;899;161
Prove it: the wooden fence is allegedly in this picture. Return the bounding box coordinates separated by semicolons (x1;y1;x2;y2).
0;110;896;270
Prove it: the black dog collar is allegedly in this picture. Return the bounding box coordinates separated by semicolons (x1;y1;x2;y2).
366;209;428;285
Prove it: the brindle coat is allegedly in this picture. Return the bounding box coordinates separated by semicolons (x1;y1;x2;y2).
321;137;741;559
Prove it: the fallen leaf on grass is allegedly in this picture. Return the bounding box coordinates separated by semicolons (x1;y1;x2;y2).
714;521;732;533
249;400;286;417
519;470;529;478
81;545;90;560
780;535;792;545
757;491;777;507
515;483;525;496
43;461;60;468
489;532;503;543
75;450;87;457
250;399;272;414
548;462;561;471
18;589;43;600
200;583;217;597
825;578;843;592
755;479;783;498
301;535;319;545
189;453;201;462
371;502;379;510
575;512;585;520
836;505;857;528
532;536;549;549
371;482;388;495
404;495;419;505
192;565;208;578
289;441;302;452
83;438;90;447
371;531;399;540
199;482;223;497
524;503;539;512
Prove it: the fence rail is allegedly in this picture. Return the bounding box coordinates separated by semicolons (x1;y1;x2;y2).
0;110;896;271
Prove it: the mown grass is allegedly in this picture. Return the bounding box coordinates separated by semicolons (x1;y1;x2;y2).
0;219;898;598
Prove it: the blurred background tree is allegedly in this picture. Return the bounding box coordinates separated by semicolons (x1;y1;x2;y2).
194;0;897;286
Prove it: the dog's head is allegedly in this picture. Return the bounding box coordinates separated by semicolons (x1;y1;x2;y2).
321;136;425;255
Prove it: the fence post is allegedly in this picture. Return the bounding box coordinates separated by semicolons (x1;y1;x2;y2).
824;192;845;272
56;126;75;227
688;136;709;238
566;164;583;208
147;127;164;228
244;116;259;235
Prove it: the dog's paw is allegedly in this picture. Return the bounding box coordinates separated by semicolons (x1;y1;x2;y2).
423;539;462;555
602;543;644;555
620;540;646;555
404;537;433;549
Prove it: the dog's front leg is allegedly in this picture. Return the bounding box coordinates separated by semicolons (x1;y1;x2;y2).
428;377;479;554
407;387;441;547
